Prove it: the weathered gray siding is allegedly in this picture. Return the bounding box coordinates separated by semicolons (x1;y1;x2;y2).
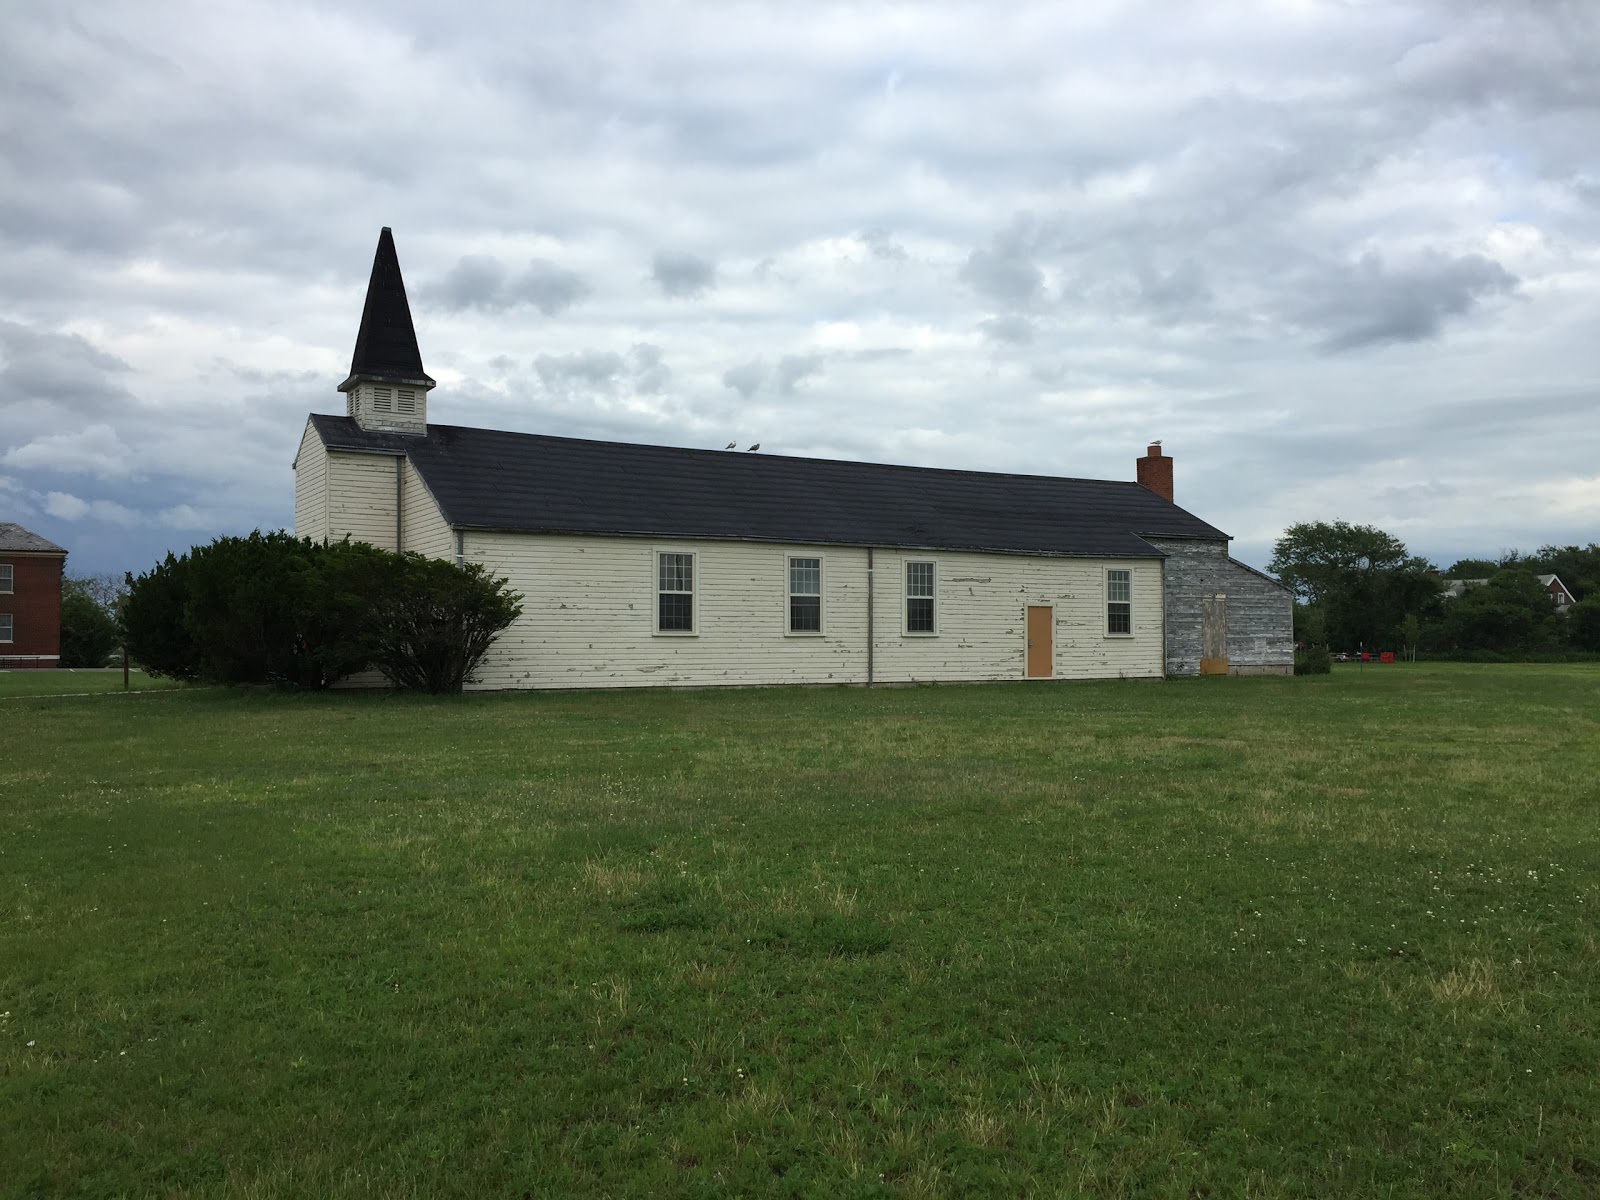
1144;538;1293;677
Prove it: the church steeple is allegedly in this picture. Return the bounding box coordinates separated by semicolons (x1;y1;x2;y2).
339;227;434;434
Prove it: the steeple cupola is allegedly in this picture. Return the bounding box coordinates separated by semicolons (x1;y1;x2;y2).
338;227;434;435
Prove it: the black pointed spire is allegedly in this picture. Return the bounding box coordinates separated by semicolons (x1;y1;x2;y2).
339;227;435;391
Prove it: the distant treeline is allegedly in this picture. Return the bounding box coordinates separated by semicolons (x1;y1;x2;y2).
1272;523;1600;659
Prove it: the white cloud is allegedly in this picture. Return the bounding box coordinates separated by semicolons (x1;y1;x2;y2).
42;490;138;526
2;425;138;480
159;504;213;530
43;491;89;520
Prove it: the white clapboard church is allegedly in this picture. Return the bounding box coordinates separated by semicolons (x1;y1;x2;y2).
294;229;1293;689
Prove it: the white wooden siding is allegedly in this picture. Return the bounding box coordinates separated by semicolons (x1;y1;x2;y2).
401;461;453;559
326;451;401;550
870;548;1164;684
292;421;329;543
460;532;1163;691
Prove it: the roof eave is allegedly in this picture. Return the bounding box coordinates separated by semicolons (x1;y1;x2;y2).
444;524;1166;558
337;371;437;392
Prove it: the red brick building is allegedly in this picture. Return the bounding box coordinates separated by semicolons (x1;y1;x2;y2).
0;523;68;669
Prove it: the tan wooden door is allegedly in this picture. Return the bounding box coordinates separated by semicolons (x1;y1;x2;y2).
1200;594;1229;675
1026;606;1053;678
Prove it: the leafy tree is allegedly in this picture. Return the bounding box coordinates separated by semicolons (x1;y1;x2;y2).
1293;602;1327;648
1269;521;1439;651
1444;544;1599;603
1567;596;1600;652
369;556;523;694
1400;612;1422;664
1526;543;1600;603
59;578;122;667
1431;570;1561;654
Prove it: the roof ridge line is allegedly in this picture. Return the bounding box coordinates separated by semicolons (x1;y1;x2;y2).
416;419;1150;488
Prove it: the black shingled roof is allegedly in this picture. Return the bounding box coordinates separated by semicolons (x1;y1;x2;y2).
309;415;1228;558
339;228;435;390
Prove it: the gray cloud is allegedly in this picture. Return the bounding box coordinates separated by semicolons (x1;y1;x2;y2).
859;228;907;262
774;354;823;395
428;256;590;315
652;250;717;298
535;350;626;392
1299;252;1518;352
428;255;507;311
0;321;134;419
978;315;1035;346
628;343;671;394
722;361;766;399
1136;260;1212;323
511;259;591;315
959;219;1044;309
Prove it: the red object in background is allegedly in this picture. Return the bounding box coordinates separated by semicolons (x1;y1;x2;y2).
1361;652;1370;663
1380;652;1395;664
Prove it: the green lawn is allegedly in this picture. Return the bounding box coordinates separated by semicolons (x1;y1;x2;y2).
3;666;1597;1198
0;668;182;697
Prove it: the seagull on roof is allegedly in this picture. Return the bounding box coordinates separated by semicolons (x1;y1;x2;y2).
724;442;737;449
747;443;760;452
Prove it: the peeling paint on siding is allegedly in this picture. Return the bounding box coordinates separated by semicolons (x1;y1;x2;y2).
461;534;1164;691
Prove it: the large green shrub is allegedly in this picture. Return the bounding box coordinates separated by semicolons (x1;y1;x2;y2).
1294;645;1332;675
59;578;123;668
123;534;521;691
369;556;524;694
122;552;203;680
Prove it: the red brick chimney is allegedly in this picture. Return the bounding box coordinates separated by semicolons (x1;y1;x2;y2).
1136;442;1173;502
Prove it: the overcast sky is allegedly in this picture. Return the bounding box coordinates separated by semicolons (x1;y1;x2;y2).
3;0;1597;578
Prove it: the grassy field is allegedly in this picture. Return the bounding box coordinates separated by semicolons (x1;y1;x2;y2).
3;665;1597;1198
0;669;182;698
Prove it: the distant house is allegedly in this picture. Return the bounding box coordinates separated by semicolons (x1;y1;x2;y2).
1537;575;1575;613
293;229;1294;690
1441;574;1575;614
0;523;67;669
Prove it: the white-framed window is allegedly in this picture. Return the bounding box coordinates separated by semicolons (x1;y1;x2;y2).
0;563;12;593
787;556;823;634
373;386;394;413
656;551;696;634
0;612;12;643
1106;568;1132;635
905;560;937;634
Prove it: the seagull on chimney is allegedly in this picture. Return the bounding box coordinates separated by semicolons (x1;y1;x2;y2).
747;443;761;452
